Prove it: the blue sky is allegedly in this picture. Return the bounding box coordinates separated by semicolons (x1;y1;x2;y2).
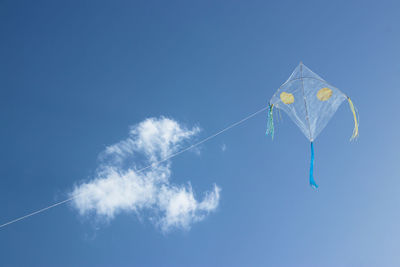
1;0;400;266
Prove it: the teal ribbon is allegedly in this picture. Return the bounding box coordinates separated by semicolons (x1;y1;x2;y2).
266;104;274;139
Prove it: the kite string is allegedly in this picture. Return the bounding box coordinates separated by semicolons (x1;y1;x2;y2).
0;196;77;229
0;106;268;230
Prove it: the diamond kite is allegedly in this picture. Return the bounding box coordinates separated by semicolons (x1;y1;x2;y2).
266;62;359;188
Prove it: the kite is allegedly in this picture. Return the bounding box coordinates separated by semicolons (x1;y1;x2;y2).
0;62;359;229
266;62;359;189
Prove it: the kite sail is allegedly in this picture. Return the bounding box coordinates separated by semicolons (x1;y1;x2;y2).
266;62;359;188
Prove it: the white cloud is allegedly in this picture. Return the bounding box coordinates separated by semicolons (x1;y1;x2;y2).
221;143;227;152
70;117;220;232
158;183;220;231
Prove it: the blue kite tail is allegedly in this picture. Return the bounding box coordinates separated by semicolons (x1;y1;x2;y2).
309;142;318;189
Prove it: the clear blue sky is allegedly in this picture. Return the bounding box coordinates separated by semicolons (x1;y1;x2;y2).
1;0;400;266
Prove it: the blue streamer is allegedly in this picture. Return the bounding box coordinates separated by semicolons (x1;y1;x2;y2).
309;142;318;189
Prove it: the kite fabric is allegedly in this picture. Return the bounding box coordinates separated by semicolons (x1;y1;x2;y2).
266;62;359;188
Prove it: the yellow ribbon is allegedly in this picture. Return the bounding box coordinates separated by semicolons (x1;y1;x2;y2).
347;97;359;140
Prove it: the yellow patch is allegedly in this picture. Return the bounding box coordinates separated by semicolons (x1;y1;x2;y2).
317;88;332;101
280;92;294;104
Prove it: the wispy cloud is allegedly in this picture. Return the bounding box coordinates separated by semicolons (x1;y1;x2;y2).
70;117;220;232
221;143;227;152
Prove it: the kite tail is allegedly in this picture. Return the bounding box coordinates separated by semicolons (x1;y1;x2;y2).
266;104;274;139
309;142;318;189
347;97;359;141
